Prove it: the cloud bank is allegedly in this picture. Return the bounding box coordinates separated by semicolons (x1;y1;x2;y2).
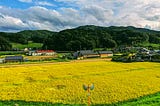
1;0;160;32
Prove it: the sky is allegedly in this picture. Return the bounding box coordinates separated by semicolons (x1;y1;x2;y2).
0;0;160;32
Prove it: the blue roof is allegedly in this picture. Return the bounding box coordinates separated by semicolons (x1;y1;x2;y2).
98;51;113;54
5;56;23;60
79;50;98;55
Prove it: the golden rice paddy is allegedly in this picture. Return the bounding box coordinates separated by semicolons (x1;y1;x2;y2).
0;61;160;104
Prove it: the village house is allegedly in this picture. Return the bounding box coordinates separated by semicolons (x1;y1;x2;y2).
5;56;23;63
28;50;56;56
139;48;150;54
73;50;113;59
0;58;5;63
98;51;113;58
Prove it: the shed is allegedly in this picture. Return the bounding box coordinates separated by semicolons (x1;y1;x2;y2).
5;56;23;63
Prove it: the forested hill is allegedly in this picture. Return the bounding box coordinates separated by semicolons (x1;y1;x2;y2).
0;25;160;51
43;25;160;51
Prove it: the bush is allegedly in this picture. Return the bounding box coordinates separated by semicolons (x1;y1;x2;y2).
151;55;160;62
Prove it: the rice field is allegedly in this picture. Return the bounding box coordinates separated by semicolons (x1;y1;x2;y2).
0;60;160;105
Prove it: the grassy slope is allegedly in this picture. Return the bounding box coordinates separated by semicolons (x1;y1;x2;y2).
11;42;43;50
137;42;160;49
101;92;160;106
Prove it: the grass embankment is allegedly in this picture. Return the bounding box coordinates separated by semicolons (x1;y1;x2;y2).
97;92;160;106
0;61;160;105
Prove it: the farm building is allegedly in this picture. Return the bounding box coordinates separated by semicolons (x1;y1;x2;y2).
98;51;113;58
5;56;23;63
28;50;56;56
73;50;113;59
0;58;5;63
73;50;99;59
139;48;150;54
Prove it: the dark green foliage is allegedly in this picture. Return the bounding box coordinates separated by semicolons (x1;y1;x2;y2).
0;30;57;50
0;32;28;44
0;100;85;106
151;54;160;62
0;36;12;51
152;54;160;59
43;26;116;50
149;34;160;44
0;51;24;56
66;40;81;51
0;25;160;51
43;25;160;51
18;30;57;43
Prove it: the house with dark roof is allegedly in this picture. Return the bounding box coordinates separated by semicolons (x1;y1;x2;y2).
98;51;113;58
73;50;99;59
73;50;113;59
5;56;23;63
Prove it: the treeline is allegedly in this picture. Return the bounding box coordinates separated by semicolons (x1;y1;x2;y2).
0;30;56;50
42;25;160;51
0;25;160;51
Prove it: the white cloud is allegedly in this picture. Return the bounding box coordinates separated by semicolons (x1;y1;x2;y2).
18;0;32;3
35;1;55;6
0;13;28;32
1;0;160;31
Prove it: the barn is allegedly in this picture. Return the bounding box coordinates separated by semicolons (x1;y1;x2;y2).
73;50;99;59
98;51;113;58
73;50;113;59
5;56;23;63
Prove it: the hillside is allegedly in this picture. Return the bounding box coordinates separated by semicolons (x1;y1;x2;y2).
0;25;160;51
17;30;57;43
43;25;160;50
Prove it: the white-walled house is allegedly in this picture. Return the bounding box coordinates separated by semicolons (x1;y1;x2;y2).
29;50;56;56
0;58;5;63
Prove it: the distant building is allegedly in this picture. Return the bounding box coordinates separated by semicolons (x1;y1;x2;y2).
98;51;113;58
5;56;23;63
0;58;5;63
139;48;150;54
73;50;113;59
28;50;56;56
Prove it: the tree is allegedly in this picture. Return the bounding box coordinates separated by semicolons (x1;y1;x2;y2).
0;36;12;50
66;40;81;51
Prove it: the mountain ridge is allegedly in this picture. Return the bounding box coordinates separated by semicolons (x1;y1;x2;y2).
0;25;160;51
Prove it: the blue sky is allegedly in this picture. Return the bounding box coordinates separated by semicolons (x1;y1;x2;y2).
0;0;71;10
0;0;160;32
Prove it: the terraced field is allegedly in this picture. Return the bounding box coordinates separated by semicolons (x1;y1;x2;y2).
0;61;160;105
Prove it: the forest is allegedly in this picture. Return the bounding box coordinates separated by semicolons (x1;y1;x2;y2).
0;25;160;51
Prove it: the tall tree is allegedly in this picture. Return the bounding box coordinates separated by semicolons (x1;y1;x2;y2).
0;36;12;51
